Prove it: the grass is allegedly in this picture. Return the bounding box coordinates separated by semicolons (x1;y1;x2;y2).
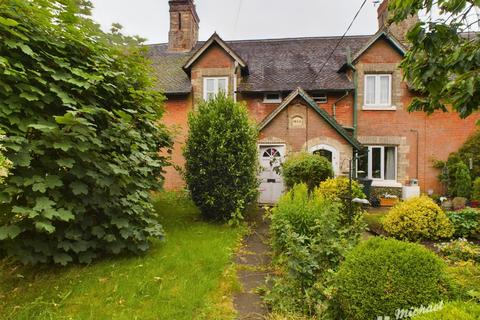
0;191;246;320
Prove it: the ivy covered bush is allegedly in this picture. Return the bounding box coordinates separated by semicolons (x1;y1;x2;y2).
316;177;366;224
267;183;365;316
472;177;480;201
184;94;258;222
281;152;333;191
383;196;454;241
0;0;171;265
336;238;451;320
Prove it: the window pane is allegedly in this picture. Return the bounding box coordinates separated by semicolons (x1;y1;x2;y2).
384;147;396;180
379;75;390;105
357;149;368;179
206;79;215;92
371;147;382;179
365;76;376;105
207;92;214;100
217;78;227;93
314;149;333;163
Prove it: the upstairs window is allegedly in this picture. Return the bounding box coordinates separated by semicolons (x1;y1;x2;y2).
203;77;228;101
364;74;392;108
263;92;282;103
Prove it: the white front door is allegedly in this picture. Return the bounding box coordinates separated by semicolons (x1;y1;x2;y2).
258;145;285;204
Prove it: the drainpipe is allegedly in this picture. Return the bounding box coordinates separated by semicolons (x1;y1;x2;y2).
353;68;358;138
333;90;349;119
233;61;238;103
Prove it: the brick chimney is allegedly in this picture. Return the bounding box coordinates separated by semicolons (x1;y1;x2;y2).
168;0;199;52
377;0;419;44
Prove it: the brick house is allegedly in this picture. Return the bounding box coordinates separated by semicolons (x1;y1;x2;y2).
149;0;479;203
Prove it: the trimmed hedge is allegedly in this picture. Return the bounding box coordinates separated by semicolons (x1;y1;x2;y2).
184;94;258;222
281;152;333;191
336;237;451;320
383;196;454;241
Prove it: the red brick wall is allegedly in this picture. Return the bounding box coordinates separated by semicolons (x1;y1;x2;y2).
356;38;480;193
162;95;192;190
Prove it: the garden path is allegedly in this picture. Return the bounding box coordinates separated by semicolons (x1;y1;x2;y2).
233;208;272;319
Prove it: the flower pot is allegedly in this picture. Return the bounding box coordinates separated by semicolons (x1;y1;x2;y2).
380;197;399;207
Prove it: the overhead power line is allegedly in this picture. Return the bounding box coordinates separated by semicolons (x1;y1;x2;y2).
312;0;368;83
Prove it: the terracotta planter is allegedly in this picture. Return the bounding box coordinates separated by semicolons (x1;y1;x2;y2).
380;197;399;207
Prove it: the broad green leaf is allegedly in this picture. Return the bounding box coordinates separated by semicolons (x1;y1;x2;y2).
35;221;55;233
56;158;75;168
45;175;63;188
0;225;21;240
0;17;19;27
53;253;73;266
70;181;88;195
53;141;72;151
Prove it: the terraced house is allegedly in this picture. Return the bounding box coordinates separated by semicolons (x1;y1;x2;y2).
150;0;480;203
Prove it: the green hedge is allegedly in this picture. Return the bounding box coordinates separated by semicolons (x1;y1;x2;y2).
336;237;451;320
412;301;480;320
184;94;258;222
281;152;333;191
0;1;171;265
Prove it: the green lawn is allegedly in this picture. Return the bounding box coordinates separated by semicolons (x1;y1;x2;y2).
0;192;245;320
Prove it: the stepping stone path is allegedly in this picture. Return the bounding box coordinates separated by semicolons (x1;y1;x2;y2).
233;209;272;319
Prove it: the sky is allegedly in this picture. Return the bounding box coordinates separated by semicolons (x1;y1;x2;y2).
90;0;381;44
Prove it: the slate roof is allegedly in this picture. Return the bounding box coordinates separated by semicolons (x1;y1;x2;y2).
147;35;373;94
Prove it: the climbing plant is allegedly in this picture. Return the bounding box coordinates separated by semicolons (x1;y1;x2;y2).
0;0;171;265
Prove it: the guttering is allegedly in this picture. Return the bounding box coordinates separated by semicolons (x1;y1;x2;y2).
353;68;358;137
333;90;349;119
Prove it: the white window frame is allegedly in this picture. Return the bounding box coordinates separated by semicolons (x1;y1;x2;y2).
362;146;398;183
263;92;282;103
203;77;229;101
363;74;394;110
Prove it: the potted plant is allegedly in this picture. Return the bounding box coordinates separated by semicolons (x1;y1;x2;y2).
471;177;480;208
379;193;399;207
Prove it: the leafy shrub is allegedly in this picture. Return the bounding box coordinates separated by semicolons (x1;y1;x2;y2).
455;129;480;180
454;162;472;198
267;183;365;316
184;94;258;222
0;1;171;265
336;237;451;320
436;239;480;263
316;177;366;224
411;301;480;320
0;132;11;184
383;196;454;241
447;208;480;238
472;177;480;201
281;152;333;191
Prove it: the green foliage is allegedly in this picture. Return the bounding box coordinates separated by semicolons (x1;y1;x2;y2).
0;131;11;184
383;196;454;241
0;192;246;319
412;301;480;320
184;94;258;222
473;178;480;201
281;152;333;191
336;237;451;320
0;0;171;265
447;208;480;238
267;183;365;316
316;177;366;224
454;162;472;198
389;0;480;118
437;239;480;263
